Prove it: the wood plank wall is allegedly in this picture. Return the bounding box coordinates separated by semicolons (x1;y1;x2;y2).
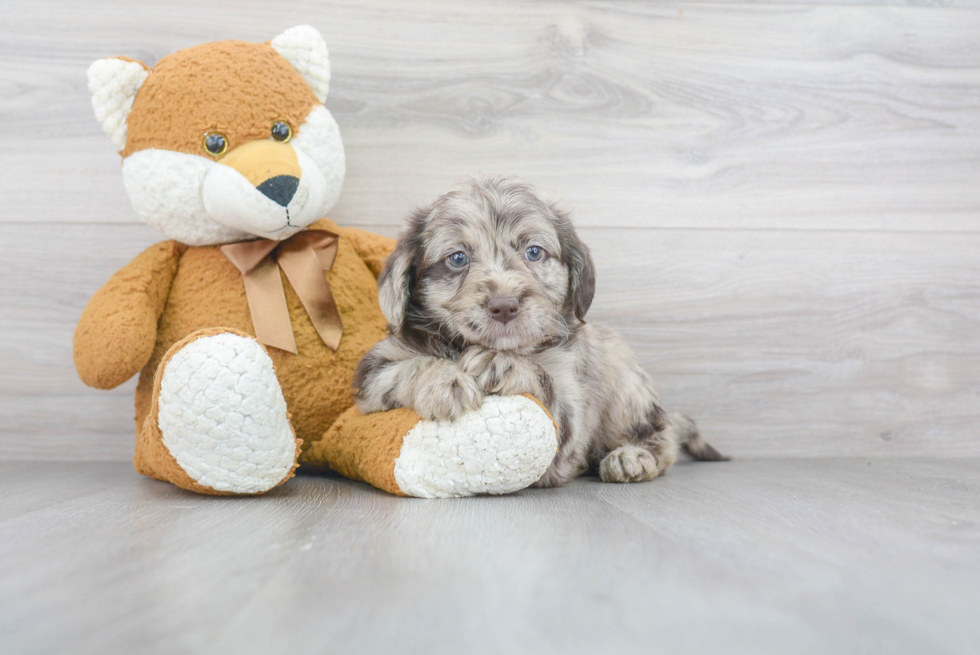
1;0;978;460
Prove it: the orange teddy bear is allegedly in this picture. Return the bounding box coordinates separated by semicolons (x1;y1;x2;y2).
76;26;557;497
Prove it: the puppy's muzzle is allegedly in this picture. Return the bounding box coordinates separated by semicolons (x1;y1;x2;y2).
488;296;520;324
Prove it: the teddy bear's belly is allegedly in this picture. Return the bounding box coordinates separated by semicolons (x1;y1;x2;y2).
133;240;389;454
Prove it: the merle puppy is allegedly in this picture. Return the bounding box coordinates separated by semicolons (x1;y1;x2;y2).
354;176;726;486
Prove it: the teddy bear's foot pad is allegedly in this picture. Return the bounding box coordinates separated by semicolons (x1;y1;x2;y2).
158;333;297;494
393;395;558;498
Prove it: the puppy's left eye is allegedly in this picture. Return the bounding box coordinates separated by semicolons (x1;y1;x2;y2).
447;251;469;269
525;245;546;262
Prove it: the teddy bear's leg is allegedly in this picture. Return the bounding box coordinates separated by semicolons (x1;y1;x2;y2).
134;328;301;495
304;395;559;498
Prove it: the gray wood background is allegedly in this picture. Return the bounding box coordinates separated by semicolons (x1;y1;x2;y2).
1;0;978;460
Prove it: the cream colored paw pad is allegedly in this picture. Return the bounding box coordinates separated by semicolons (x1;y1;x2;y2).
393;395;558;498
158;333;295;494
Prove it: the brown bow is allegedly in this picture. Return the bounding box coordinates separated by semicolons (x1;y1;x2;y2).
221;230;343;354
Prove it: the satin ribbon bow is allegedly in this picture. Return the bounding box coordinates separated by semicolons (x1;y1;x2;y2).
221;230;343;354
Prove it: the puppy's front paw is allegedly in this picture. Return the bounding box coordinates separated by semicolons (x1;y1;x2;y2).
463;350;543;397
458;345;496;380
412;362;484;422
494;357;544;397
599;445;662;483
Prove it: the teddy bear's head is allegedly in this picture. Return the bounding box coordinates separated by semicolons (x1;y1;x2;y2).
88;26;344;246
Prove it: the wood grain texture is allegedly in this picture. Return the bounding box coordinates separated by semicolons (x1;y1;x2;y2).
689;0;980;6
0;0;978;461
0;1;978;231
2;223;978;460
2;5;977;652
1;460;977;654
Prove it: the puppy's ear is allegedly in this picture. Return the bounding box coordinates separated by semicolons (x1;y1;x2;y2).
377;242;413;331
554;209;596;321
377;208;426;331
567;234;596;321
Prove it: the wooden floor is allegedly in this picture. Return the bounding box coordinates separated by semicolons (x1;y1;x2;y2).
1;459;977;654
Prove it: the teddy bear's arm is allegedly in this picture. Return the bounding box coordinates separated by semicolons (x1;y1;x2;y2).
73;240;185;389
335;226;397;279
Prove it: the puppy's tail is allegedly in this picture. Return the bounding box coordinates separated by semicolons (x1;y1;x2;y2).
667;412;729;462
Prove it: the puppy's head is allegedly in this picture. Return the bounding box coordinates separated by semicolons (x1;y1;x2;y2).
379;176;595;352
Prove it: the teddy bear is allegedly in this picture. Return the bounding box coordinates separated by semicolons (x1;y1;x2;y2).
75;25;557;497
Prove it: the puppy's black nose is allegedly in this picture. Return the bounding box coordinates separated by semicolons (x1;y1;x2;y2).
488;296;520;324
256;175;299;207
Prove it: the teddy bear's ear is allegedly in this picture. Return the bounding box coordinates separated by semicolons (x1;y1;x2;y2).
271;25;331;103
87;57;150;151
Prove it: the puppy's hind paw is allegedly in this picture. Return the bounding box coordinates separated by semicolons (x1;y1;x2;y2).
599;445;662;483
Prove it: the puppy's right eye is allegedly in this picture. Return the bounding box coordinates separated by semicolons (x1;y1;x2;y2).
447;251;469;269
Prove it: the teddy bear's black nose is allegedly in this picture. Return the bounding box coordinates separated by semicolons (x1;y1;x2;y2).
256;175;299;207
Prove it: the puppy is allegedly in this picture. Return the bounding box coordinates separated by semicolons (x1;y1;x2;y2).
354;176;726;486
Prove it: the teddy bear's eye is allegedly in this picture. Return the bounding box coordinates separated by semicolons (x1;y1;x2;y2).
203;133;227;156
271;121;292;143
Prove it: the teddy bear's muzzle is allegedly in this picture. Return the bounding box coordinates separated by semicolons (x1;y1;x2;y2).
219;139;301;189
201;140;328;240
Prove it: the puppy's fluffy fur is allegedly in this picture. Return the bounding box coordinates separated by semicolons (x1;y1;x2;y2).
354;176;726;485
